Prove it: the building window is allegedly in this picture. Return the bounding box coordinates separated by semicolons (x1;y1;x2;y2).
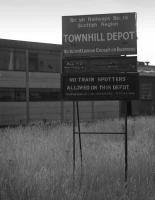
0;88;61;102
140;83;152;100
29;88;61;101
15;89;26;101
0;49;26;71
29;53;38;71
0;88;26;101
14;51;26;71
0;49;61;72
0;88;15;101
0;49;11;70
38;53;61;73
30;88;60;101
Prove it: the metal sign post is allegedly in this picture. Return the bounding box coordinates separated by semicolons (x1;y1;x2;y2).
124;101;128;182
73;101;75;176
76;101;83;168
72;100;129;183
72;101;83;176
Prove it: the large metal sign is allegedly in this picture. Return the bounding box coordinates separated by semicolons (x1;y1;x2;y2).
62;12;138;183
62;12;137;57
62;72;139;100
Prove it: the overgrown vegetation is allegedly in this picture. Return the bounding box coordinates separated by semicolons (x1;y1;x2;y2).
0;117;154;200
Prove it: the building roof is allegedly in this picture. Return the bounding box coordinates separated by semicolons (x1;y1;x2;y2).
139;71;155;77
138;61;155;77
0;38;61;52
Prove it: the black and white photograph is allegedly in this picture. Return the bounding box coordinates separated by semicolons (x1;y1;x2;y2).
0;0;155;199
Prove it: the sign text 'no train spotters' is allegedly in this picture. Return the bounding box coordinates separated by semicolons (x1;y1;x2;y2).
62;13;137;57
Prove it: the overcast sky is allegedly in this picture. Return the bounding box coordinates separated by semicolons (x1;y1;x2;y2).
0;0;155;64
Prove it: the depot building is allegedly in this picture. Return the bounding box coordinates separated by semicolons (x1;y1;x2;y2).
0;38;155;126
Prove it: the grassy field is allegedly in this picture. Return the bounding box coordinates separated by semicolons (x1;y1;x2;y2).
0;117;155;200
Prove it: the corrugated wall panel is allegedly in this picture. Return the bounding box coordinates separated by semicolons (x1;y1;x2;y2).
0;101;120;125
29;72;60;88
63;101;93;121
0;102;26;125
0;71;26;88
29;102;61;121
0;71;61;89
94;101;120;118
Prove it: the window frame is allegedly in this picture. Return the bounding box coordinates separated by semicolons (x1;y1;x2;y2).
0;88;61;102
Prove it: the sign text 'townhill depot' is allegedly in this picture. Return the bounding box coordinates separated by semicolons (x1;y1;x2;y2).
62;13;137;57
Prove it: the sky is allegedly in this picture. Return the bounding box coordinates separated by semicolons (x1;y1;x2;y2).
0;0;155;65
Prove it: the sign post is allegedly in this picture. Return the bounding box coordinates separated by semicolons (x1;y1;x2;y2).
125;101;128;183
62;12;138;184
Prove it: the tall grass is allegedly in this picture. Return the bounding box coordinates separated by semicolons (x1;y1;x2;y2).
0;117;154;200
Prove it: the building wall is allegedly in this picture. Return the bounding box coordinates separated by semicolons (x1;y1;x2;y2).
0;101;120;126
132;75;155;116
0;69;120;126
1;39;155;126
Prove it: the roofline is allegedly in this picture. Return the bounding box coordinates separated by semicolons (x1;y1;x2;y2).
0;38;62;52
139;71;155;77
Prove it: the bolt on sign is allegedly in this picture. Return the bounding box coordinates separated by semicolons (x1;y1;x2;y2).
62;12;137;57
